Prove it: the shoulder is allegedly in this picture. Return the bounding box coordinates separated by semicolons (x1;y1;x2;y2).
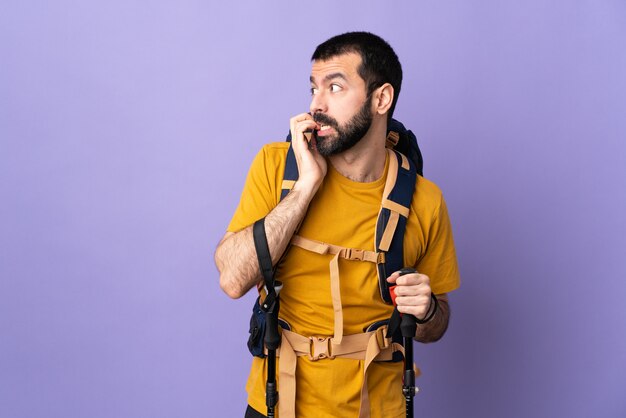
414;175;444;209
248;142;290;178
246;142;291;204
258;142;290;162
261;141;290;152
408;175;452;225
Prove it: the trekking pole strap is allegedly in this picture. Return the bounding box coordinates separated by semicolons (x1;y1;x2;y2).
253;218;274;288
253;218;280;312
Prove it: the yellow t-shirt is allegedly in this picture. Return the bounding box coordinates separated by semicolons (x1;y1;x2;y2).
228;142;460;418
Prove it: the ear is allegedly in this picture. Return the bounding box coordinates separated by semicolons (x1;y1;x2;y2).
372;83;394;116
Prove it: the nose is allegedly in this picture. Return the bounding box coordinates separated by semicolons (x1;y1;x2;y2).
309;90;327;114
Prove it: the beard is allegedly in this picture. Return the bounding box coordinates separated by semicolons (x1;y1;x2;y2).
313;97;373;157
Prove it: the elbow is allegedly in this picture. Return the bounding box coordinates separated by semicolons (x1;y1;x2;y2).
219;271;246;299
421;330;446;343
214;238;255;299
215;245;244;299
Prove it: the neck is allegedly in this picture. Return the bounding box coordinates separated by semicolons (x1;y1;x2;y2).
328;117;388;182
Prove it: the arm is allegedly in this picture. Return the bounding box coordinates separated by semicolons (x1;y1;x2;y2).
215;184;318;298
215;113;327;299
387;188;460;342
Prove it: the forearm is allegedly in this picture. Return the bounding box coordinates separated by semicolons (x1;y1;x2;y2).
414;296;450;343
215;184;317;298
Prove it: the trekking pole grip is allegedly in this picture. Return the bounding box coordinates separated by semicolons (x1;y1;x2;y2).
264;304;280;350
398;268;418;338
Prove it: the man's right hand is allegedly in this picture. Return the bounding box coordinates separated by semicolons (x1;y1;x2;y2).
289;113;328;192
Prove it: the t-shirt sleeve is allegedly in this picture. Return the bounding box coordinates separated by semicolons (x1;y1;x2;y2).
227;145;281;233
415;195;461;295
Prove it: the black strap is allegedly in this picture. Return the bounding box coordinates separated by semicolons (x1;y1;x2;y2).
253;218;279;313
253;218;274;286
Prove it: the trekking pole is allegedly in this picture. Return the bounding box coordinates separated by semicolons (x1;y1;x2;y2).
253;218;282;418
390;267;439;418
263;293;281;418
398;268;417;418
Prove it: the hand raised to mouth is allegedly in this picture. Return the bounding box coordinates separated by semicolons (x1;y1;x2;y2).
289;112;328;194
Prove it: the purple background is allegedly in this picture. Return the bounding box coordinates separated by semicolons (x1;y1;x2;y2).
2;1;625;417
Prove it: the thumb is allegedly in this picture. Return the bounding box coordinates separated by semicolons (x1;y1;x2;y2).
386;271;400;284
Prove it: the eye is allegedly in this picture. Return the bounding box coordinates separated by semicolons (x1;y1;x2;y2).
330;83;342;93
310;87;318;95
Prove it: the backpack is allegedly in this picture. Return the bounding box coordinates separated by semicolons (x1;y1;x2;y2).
247;118;423;357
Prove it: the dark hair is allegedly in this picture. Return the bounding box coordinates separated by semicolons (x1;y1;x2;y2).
311;32;403;119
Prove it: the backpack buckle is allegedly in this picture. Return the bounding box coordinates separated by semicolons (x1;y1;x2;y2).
344;248;364;261
308;336;335;360
386;131;400;148
375;327;391;349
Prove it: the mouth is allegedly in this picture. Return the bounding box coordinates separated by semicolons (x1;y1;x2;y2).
316;124;334;137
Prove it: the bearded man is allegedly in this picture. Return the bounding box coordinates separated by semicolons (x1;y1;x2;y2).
215;32;460;418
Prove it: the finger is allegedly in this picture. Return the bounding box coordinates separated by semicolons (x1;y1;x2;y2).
386;272;398;283
290;112;314;123
292;120;319;151
393;273;420;285
395;294;431;307
395;273;429;287
307;134;322;153
294;119;318;134
290;113;314;136
387;269;422;282
394;280;431;296
396;304;428;318
386;270;405;283
393;284;428;297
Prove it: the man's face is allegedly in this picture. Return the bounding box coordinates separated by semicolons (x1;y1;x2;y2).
309;53;373;157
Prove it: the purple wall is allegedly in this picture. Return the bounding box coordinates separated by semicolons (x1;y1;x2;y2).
2;1;625;417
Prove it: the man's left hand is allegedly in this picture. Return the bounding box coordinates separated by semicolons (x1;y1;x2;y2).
386;270;432;319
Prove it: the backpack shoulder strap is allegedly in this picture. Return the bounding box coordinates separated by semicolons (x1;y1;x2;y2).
375;148;417;304
387;118;423;176
282;129;418;304
280;143;298;200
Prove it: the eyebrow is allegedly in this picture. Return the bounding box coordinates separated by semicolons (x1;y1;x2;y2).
310;72;348;84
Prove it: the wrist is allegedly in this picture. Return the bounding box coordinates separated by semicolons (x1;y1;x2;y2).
292;177;322;197
416;293;438;324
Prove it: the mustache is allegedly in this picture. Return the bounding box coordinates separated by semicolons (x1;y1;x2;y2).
312;113;339;130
